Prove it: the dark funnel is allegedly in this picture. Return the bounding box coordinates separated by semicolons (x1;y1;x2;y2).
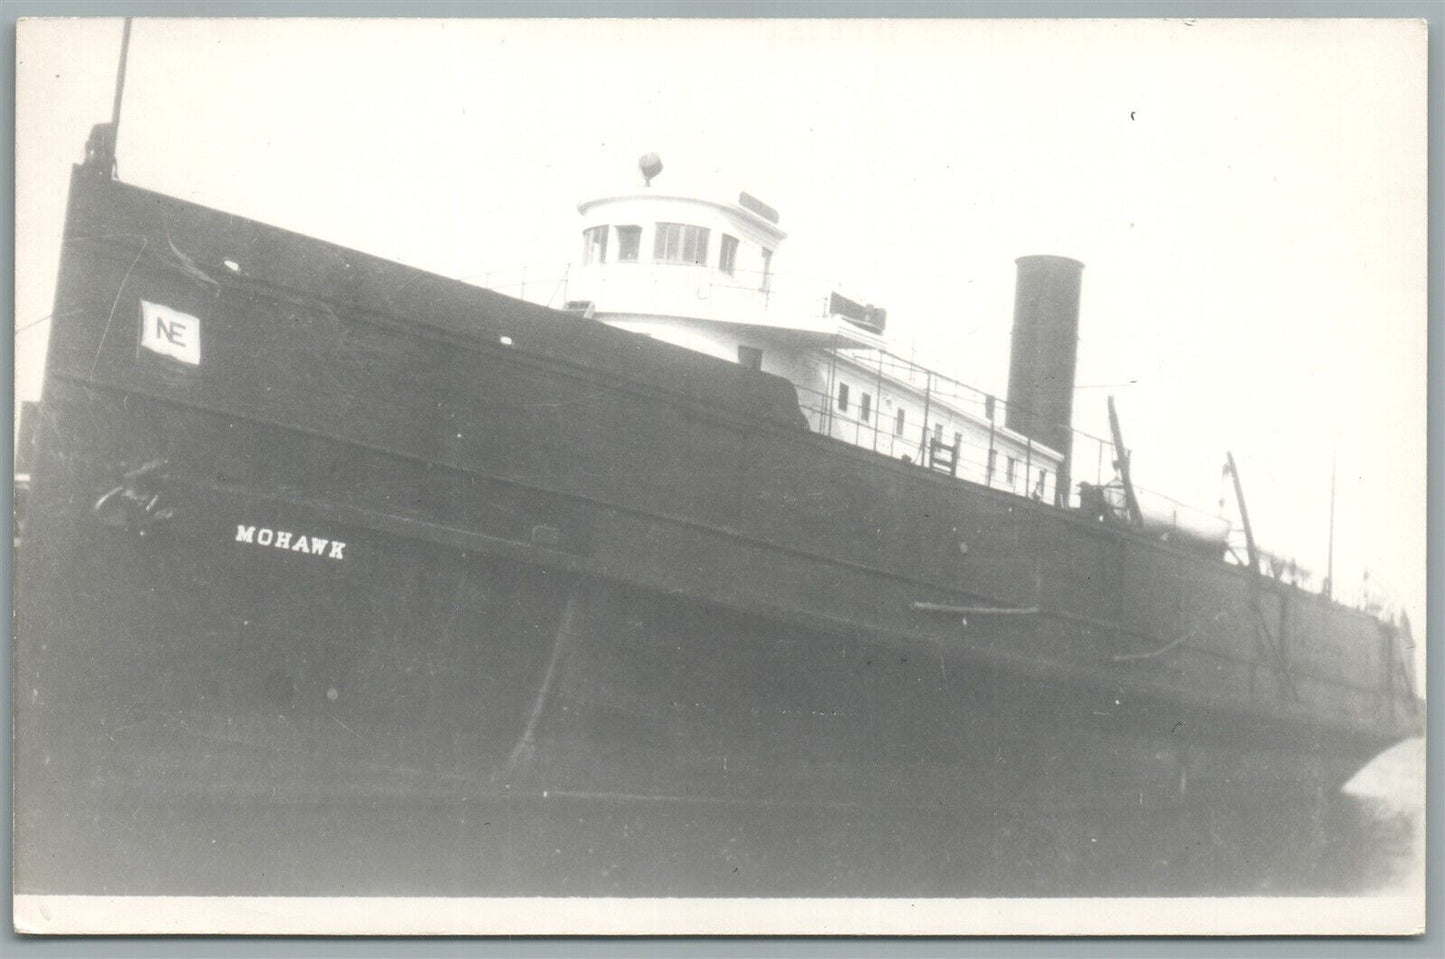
1005;255;1084;503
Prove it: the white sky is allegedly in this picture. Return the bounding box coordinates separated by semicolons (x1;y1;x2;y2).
15;18;1427;640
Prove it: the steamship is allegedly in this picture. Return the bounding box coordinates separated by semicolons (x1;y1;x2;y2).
14;132;1421;892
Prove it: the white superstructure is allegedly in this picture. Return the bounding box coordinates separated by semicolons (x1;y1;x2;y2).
562;158;1064;502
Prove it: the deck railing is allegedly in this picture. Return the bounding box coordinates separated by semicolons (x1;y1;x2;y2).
473;266;1393;614
792;374;1223;526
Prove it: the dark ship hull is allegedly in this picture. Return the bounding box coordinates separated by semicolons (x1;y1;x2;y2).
14;167;1421;895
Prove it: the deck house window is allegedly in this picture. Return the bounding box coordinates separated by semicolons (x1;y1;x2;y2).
895;408;906;436
860;393;872;424
719;235;739;276
1034;469;1049;499
616;225;642;262
738;345;763;370
933;422;944;444
1006;455;1017;485
655;223;710;264
987;448;997;480
760;248;774;292
582;225;608;265
837;382;850;412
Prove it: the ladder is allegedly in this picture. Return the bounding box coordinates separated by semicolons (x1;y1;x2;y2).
927;437;959;477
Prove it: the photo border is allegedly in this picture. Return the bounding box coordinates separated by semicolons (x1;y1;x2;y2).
4;1;1439;954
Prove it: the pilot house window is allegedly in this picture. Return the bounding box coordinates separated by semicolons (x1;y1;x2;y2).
837;382;850;412
582;225;608;265
719;235;739;276
655;223;710;264
860;393;872;424
616;225;642;262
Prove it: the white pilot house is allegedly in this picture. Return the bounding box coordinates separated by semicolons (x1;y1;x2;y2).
559;156;1072;504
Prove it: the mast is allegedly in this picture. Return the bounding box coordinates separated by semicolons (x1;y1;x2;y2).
1226;451;1259;575
84;18;132;178
112;18;133;132
1226;450;1297;698
1106;395;1142;527
1326;451;1336;598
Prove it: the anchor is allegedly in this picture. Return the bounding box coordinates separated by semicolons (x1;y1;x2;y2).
92;459;176;530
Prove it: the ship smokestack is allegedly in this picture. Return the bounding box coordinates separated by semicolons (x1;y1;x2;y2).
1005;255;1084;504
